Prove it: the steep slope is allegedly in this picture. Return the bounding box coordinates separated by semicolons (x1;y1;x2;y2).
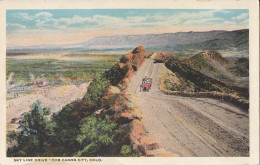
188;50;227;71
186;51;248;88
162;53;249;104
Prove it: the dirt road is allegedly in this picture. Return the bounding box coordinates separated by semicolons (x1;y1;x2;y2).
127;59;249;157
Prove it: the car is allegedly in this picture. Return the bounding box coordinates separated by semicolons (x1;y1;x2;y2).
140;77;152;92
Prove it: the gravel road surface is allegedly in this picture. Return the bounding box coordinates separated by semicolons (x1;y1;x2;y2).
127;59;249;157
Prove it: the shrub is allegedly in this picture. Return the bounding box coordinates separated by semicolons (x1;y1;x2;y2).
7;100;56;157
120;145;138;157
84;76;111;103
76;115;121;156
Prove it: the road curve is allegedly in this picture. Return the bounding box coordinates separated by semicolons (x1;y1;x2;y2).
127;59;249;157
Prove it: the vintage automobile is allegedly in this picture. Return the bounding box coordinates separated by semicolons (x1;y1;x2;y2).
140;77;152;92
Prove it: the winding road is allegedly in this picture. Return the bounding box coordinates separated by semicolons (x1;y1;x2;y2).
127;58;249;157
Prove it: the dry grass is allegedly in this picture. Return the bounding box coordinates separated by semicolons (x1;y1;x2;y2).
159;68;248;110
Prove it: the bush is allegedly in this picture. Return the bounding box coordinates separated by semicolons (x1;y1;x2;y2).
76;115;121;156
7;100;56;157
51;102;82;156
120;145;138;157
84;76;110;103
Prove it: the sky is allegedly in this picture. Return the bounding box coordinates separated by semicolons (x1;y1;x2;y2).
6;9;249;47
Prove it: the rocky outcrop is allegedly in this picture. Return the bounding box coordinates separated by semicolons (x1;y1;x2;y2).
97;46;176;156
105;45;146;86
129;119;177;157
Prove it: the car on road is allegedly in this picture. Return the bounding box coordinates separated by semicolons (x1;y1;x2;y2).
140;77;152;92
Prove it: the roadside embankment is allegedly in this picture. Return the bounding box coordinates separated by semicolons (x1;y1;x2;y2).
162;57;249;110
160;74;249;110
97;46;175;156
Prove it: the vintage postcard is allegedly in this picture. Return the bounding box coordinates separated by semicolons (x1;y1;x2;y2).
0;0;259;165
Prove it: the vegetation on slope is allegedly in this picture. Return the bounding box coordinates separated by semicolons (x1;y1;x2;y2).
7;74;116;156
188;51;248;88
188;51;227;70
163;51;248;100
161;72;195;92
228;57;249;77
7;46;147;157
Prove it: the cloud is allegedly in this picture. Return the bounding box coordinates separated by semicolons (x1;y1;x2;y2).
164;10;219;25
9;10;234;31
59;15;91;25
238;19;249;28
179;11;213;19
35;12;53;18
221;20;248;28
232;13;249;20
10;12;55;29
51;15;146;30
213;9;231;13
7;23;26;31
34;14;99;29
183;17;224;25
59;15;101;27
126;16;147;23
13;12;53;21
10;10;222;31
223;21;237;25
12;13;33;21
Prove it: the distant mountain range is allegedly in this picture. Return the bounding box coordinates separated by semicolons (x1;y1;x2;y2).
7;29;248;54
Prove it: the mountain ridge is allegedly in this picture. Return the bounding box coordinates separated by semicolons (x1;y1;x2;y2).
7;29;248;51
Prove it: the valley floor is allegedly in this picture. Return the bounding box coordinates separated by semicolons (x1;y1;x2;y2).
6;82;90;131
127;59;249;156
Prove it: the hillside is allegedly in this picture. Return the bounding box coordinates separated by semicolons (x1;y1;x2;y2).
160;50;248;103
7;29;248;54
188;51;227;69
79;29;248;49
186;51;248;88
174;30;249;51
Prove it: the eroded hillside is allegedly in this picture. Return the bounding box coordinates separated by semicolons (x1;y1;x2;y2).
158;50;249;108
